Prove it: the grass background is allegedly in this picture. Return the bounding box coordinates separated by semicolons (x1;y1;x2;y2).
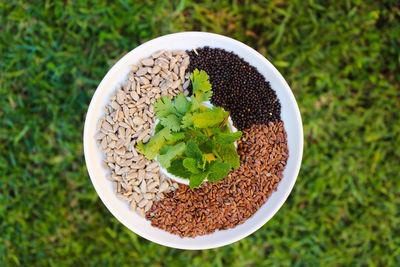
1;0;399;266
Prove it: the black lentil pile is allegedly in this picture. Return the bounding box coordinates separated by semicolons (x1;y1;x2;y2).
186;47;281;130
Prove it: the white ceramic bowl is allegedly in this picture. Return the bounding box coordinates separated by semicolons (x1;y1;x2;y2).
83;32;303;250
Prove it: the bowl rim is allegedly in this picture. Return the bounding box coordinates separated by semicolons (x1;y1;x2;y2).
83;31;303;249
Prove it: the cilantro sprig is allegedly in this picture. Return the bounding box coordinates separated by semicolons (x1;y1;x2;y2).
137;69;242;189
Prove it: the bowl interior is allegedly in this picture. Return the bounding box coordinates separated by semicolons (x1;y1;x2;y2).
83;32;303;250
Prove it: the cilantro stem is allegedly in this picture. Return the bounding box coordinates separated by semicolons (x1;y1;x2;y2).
206;112;231;141
218;112;230;128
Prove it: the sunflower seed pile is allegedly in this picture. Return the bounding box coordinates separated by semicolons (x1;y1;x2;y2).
95;50;190;217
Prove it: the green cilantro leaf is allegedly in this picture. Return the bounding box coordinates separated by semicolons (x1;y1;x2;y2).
159;145;169;155
160;114;181;132
207;161;231;182
174;93;191;114
183;158;201;173
167;158;191;179
189;69;213;111
192;107;228;128
137;127;172;160
197;90;213;102
166;132;185;144
157;142;186;168
214;143;240;169
189;95;202;111
185;141;203;161
154;95;174;119
190;69;212;94
192;130;208;144
219;124;230;133
211;129;243;145
181;112;194;128
154;122;164;134
189;172;208;189
199;139;215;153
190;91;212;110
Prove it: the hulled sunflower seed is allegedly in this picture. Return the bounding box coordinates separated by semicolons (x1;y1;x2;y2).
136;67;147;76
141;58;154;66
96;49;190;214
152;50;165;58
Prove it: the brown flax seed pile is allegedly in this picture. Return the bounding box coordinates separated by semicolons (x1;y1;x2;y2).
145;122;289;238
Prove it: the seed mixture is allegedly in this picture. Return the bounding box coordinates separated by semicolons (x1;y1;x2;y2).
95;49;190;217
145;122;288;237
95;46;289;236
186;47;281;130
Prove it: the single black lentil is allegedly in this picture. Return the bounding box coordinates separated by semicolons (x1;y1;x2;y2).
186;47;281;130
